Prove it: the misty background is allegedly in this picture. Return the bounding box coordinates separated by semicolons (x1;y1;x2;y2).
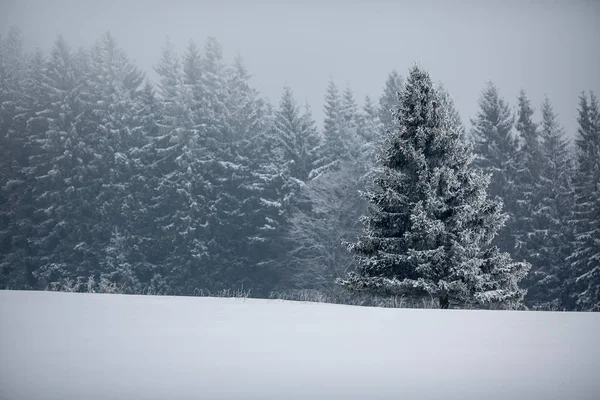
2;0;599;136
1;0;599;310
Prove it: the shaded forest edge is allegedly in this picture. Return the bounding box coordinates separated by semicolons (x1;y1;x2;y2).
0;28;598;311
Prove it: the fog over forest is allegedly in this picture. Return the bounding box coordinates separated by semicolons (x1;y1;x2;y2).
1;0;599;311
2;0;600;135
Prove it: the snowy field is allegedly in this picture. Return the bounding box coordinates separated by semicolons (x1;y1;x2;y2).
1;291;599;400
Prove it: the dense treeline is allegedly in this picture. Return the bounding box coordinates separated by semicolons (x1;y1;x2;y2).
0;27;598;310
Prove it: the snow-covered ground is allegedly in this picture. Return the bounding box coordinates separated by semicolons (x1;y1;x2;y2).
1;291;599;400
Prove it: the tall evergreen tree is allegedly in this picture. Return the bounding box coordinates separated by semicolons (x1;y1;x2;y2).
0;28;37;288
359;96;381;143
436;83;466;142
513;90;543;261
204;53;287;296
311;80;361;179
25;36;95;288
357;95;383;166
286;86;368;293
569;91;600;311
470;82;519;254
182;40;202;93
151;39;210;294
273;86;321;183
125;80;168;293
338;66;530;309
287;161;366;292
378;70;403;135
525;97;574;309
86;33;147;292
311;79;344;179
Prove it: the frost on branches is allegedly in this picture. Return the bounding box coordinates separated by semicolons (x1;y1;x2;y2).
337;66;530;309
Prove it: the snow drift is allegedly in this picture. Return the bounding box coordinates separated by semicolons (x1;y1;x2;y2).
1;290;599;400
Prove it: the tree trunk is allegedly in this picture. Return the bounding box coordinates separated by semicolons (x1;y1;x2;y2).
439;295;449;309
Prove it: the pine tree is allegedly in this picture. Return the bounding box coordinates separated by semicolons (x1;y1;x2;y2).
272;86;321;183
311;79;344;179
25;36;95;288
99;227;140;293
182;40;202;92
338;66;530;309
299;102;321;178
85;33;149;291
359;96;382;143
436;83;466;142
378;70;403;135
525;97;575;309
311;80;361;179
0;29;38;289
125;80;167;293
470;82;519;254
513;90;544;263
151;40;210;294
288;82;369;292
287;161;367;292
569;91;600;311
357;95;383;167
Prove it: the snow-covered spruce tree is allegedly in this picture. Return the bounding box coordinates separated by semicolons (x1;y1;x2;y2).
26;36;96;288
310;80;361;179
0;29;38;289
378;70;404;135
7;49;49;289
213;54;287;296
569;91;600;311
525;97;574;309
182;39;202;102
470;82;519;255
150;39;211;294
513;90;544;266
359;95;382;146
85;33;153;293
436;83;466;142
123;79;168;293
337;66;530;309
286;85;370;294
272;86;321;183
287;161;367;292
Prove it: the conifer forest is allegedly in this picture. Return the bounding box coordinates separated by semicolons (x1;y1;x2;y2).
0;25;599;311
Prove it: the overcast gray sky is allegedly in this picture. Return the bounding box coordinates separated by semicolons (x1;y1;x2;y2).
1;0;599;137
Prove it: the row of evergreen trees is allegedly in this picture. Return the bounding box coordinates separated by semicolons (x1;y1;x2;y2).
0;27;598;310
468;83;599;310
0;28;391;297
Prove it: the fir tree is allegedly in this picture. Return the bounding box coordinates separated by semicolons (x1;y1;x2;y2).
378;70;403;135
26;36;94;288
513;90;543;261
0;29;36;288
357;95;383;167
272;86;321;183
151;39;210;294
311;80;361;179
359;95;382;144
86;33;150;292
436;83;466;142
512;90;542;305
182;40;202;92
311;79;344;179
470;82;519;254
526;97;574;309
125;80;167;292
569;91;600;311
287;161;367;292
338;66;530;309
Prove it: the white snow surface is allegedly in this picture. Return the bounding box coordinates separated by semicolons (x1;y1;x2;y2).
1;290;599;400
